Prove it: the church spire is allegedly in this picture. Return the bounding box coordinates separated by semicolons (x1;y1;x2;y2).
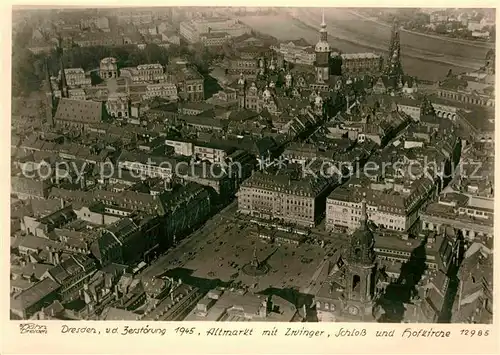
57;35;68;98
319;9;327;42
315;8;330;83
385;19;403;80
44;58;53;95
359;192;368;228
44;58;55;127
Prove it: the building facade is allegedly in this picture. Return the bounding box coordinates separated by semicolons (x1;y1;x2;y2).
272;40;316;66
237;171;333;227
180;18;250;43
106;93;130;118
340;53;382;76
326;178;435;233
60;68;92;88
200;32;232;47
420;194;493;243
143;83;178;101
136;64;165;82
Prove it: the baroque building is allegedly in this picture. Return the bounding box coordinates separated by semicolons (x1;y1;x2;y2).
315;196;378;322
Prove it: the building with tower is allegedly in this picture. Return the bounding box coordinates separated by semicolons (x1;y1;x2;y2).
315;10;331;84
43;59;57;128
385;21;403;81
372;21;419;95
99;57;119;79
314;195;379;322
43;36;70;127
233;75;280;114
57;38;69;99
343;197;376;317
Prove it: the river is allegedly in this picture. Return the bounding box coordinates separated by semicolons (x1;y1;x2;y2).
239;9;493;81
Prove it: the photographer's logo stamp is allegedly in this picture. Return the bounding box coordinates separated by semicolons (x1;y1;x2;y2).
19;323;48;335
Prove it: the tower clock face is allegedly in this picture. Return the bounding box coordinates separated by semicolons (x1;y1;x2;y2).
348;306;359;315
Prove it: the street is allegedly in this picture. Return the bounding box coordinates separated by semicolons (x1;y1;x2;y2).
139;200;238;279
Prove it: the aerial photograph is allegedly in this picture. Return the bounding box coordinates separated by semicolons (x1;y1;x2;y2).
10;6;494;323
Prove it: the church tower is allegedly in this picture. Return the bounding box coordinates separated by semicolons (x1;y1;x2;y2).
43;58;56;127
57;35;69;98
315;9;330;83
344;194;376;317
385;20;404;82
237;73;247;109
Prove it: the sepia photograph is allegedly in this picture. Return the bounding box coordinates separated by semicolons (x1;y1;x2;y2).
9;6;494;325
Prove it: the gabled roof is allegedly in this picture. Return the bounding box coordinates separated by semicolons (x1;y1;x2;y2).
54;98;104;124
10;278;61;311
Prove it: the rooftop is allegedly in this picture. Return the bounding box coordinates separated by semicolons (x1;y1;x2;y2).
185;290;297;322
341;53;381;60
54;98;104;124
11;278;61;311
241;170;332;197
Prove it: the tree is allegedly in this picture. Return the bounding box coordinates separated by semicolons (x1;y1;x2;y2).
12;47;42;97
435;24;448;34
144;43;169;65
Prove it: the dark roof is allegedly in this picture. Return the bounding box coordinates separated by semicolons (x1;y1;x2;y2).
242;170;331;197
10;278;61;311
54;99;104;124
48;255;95;284
228;109;260;121
182;115;226;130
459;108;495;132
180;102;215;112
158;182;210;214
439;77;468;90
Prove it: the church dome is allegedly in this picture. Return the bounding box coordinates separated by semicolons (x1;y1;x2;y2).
315;41;330;53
